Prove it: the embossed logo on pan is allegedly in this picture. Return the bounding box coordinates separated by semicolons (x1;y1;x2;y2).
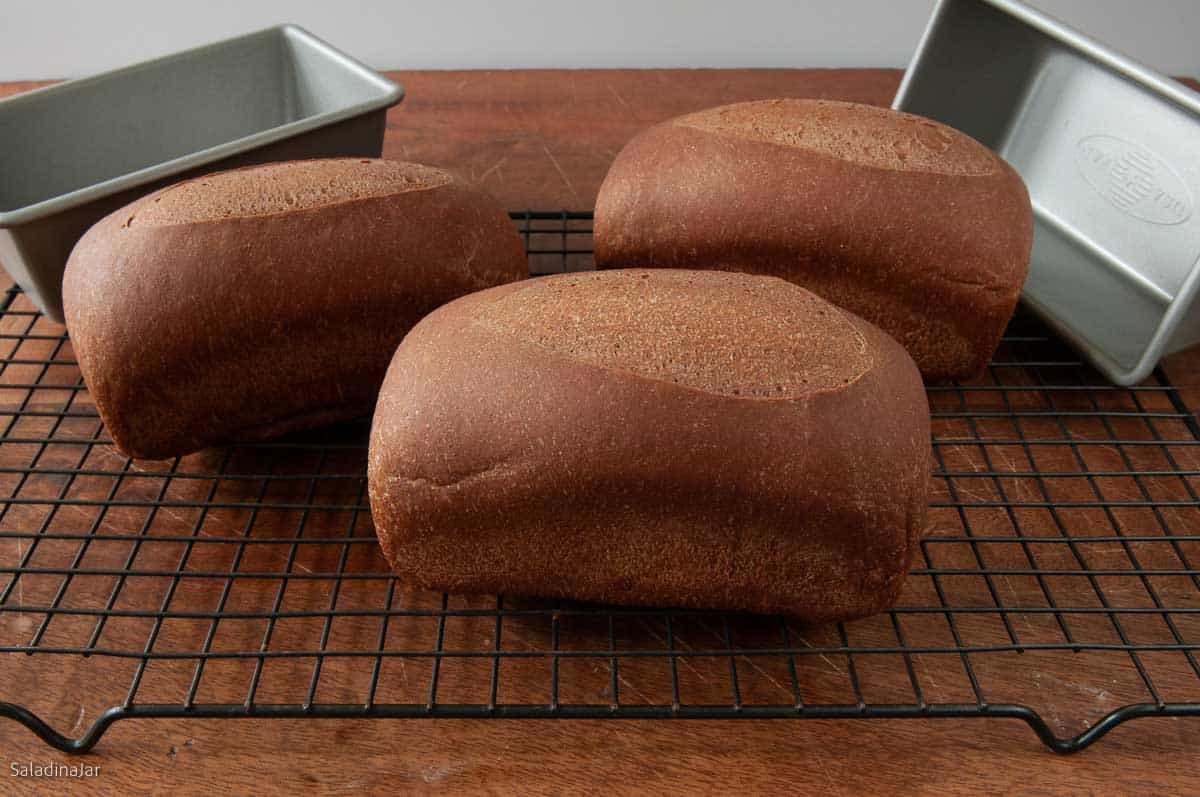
1074;135;1193;225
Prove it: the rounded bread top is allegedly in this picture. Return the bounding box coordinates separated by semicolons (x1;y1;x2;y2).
473;269;874;399
123;158;453;227
673;99;1000;177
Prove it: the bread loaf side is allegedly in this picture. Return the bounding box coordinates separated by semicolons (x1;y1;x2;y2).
368;269;931;621
593;99;1033;381
64;158;527;459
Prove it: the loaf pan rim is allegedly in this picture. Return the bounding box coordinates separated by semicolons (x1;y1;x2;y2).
0;23;404;228
894;0;1200;121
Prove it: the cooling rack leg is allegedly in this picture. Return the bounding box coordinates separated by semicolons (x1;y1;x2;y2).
981;702;1200;753
0;702;122;754
1054;704;1200;754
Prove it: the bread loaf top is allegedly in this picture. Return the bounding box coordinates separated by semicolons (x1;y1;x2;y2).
124;159;453;227
474;270;871;398
673;99;999;177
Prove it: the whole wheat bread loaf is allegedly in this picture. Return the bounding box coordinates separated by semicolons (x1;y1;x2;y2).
593;99;1033;381
368;269;930;621
64;158;527;459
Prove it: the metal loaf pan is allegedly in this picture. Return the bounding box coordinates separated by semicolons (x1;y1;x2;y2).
0;24;403;322
894;0;1200;385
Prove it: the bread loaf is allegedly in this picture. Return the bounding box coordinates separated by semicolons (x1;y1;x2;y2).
593;99;1033;381
368;269;930;621
64;158;527;459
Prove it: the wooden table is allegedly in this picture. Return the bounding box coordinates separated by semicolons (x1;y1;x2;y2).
1;68;1199;795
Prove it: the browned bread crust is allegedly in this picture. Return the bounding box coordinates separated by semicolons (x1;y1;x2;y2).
368;269;930;621
593;99;1033;381
64;158;527;459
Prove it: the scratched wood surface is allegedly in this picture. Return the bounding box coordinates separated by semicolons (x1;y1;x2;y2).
1;69;1199;795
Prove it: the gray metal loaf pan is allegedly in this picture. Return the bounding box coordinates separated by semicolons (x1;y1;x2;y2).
894;0;1200;385
0;24;403;322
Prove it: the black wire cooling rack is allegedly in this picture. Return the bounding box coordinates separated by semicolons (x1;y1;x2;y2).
1;210;1199;754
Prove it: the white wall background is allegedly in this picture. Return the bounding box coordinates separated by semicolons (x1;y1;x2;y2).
0;0;1197;81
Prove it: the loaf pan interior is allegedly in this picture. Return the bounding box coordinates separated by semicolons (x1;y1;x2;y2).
894;0;1200;385
0;25;401;224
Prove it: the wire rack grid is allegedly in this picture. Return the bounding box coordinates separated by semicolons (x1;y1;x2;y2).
0;210;1198;754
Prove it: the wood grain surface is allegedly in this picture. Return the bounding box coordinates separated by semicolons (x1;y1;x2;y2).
0;69;1199;796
